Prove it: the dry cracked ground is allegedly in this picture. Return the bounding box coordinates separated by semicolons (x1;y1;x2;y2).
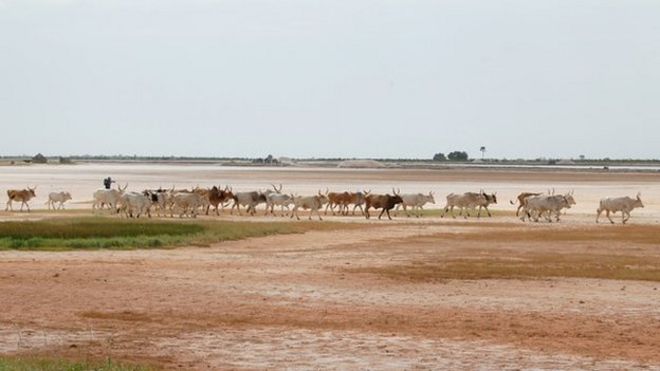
2;219;660;370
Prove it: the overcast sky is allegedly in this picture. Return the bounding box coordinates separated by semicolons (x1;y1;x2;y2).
1;0;658;159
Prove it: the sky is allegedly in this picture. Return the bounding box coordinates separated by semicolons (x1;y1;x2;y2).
1;0;659;159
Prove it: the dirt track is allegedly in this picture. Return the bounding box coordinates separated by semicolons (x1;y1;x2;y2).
1;165;660;369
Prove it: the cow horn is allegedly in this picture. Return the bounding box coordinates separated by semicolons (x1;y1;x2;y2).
637;192;642;199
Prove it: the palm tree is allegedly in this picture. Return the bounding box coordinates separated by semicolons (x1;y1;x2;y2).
480;146;486;159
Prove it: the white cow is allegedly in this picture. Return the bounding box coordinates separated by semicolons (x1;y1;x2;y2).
596;193;644;224
263;184;294;216
441;192;490;218
46;191;72;210
172;192;208;218
521;192;576;222
395;191;435;218
118;192;152;218
290;192;329;221
92;184;128;211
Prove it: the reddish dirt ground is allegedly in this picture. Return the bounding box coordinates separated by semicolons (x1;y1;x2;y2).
2;221;660;370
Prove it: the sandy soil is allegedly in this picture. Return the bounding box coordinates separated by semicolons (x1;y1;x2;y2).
1;164;660;369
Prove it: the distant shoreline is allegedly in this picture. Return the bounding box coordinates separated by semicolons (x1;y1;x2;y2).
2;158;660;174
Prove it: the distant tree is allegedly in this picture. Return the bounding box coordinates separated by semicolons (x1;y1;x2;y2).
432;153;446;161
59;157;73;164
579;155;585;160
32;153;48;164
480;146;486;159
447;151;469;161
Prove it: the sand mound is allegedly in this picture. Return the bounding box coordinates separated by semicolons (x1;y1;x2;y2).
337;160;385;168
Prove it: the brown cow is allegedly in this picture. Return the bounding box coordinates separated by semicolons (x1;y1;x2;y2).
205;185;234;216
324;190;347;215
336;190;370;216
6;186;37;212
364;193;404;220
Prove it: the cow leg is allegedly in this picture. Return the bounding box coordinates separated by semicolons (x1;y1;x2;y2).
606;210;615;224
485;206;492;217
596;208;602;223
386;208;393;220
515;205;522;217
623;211;629;224
378;208;385;220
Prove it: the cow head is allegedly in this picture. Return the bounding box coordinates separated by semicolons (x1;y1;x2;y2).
27;186;37;197
426;191;436;204
392;194;404;205
63;192;72;201
317;190;329;204
487;192;497;204
564;191;576;207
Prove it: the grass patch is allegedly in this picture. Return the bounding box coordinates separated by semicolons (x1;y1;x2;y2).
0;217;353;251
353;253;660;282
0;356;152;371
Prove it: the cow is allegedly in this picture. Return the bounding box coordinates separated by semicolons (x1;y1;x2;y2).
521;191;576;222
231;191;267;216
510;192;543;216
92;184;128;212
46;191;72;210
394;190;435;218
118;192;152;218
344;190;370;216
264;184;293;216
205;185;234;216
475;191;497;217
324;190;347;215
596;193;644;224
171;192;209;218
364;192;404;220
290;191;329;221
142;188;172;217
441;192;488;219
5;186;37;212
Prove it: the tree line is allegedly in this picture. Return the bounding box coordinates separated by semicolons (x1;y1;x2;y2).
432;151;469;161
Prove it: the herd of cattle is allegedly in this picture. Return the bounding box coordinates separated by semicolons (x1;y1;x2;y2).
2;184;646;224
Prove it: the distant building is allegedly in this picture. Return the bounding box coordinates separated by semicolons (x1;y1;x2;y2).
32;153;48;164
